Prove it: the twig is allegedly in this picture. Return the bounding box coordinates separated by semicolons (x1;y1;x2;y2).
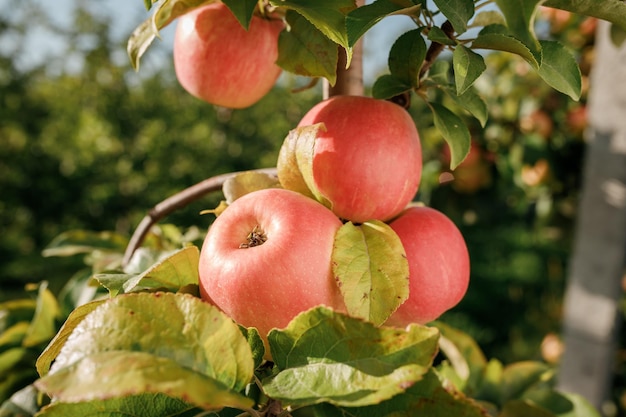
122;167;278;268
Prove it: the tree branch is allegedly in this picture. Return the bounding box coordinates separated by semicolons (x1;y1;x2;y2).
122;167;278;268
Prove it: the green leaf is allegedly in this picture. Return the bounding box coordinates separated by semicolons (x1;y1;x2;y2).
332;221;409;326
388;29;427;89
313;369;488;416
429;102;471;170
522;388;574;415
22;282;61;348
427;26;456;46
371;74;412;100
271;0;356;50
276;11;339;85
36;299;106;377
470;10;506;28
42;230;128;257
36;393;203;417
543;0;626;32
494;0;542;65
264;306;440;407
499;399;555;417
276;122;331;206
610;23;626;47
346;0;418;46
0;322;29;348
560;392;602;417
433;321;487;392
432;0;474;34
501;361;551;402
426;60;451;85
222;171;281;204
127;0;214;70
222;0;257;29
472;24;538;68
0;348;27;375
35;351;254;411
444;86;488;127
40;292;254;393
239;327;265;370
452;45;486;95
536;40;582;101
95;246;200;295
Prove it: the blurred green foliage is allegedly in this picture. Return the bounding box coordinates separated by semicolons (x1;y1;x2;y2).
0;2;607;411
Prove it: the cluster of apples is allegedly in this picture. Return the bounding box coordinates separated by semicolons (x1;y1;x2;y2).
173;3;470;352
197;95;470;350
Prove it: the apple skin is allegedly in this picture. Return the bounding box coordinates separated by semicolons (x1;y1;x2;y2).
290;95;422;223
173;3;284;109
198;188;345;347
385;206;470;326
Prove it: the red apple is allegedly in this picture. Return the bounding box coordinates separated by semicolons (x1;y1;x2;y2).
173;3;284;108
198;188;345;349
279;96;422;223
385;206;470;326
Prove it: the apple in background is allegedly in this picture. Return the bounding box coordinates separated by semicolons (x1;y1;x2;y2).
441;141;492;194
279;96;422;224
173;3;284;109
198;188;345;350
385;206;470;326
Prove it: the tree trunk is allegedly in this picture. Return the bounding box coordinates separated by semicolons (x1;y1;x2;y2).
557;20;626;413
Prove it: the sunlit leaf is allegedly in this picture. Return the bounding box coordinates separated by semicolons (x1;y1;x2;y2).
37;392;203;417
40;293;254;393
470;10;506;28
36;299;107;377
452;45;486;95
95;246;200;295
560;392;602;417
222;171;281;204
127;0;214;70
346;0;418;46
21;282;61;348
312;368;488;416
264;306;439;407
276;123;331;206
42;230;128;257
429;102;471;170
536;40;582;101
276;11;339;84
35;351;254;411
433;0;474;34
332;221;409;326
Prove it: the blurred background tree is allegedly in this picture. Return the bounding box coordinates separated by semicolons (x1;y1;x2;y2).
3;1;623;413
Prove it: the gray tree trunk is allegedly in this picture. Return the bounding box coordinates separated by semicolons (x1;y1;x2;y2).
557;20;626;414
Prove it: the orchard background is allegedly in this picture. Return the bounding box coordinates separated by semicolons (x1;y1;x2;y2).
1;0;625;416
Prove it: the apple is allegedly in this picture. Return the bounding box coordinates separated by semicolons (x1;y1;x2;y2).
198;188;345;349
385;206;470;326
173;3;284;109
441;142;492;194
278;95;422;223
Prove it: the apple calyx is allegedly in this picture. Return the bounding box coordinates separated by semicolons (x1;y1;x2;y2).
239;226;267;248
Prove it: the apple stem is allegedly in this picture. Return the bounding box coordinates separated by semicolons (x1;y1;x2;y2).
323;0;365;99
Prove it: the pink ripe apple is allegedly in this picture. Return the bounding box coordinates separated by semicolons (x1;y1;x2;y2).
198;188;345;347
173;3;284;108
385;206;470;326
285;95;422;223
